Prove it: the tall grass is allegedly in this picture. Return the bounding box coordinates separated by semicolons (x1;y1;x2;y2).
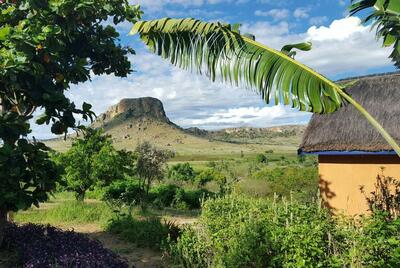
15;201;113;226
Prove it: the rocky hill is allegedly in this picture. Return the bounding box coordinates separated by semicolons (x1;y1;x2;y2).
92;97;174;129
45;97;305;156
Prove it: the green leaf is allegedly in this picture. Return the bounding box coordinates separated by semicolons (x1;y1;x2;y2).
36;113;49;125
82;102;92;112
0;26;11;41
383;34;396;47
131;18;344;114
281;42;312;53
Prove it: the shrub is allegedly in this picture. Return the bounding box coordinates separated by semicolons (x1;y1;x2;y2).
361;174;400;219
168;163;197;182
104;181;212;211
169;195;400;267
195;169;216;187
249;166;318;202
183;189;212;209
102;179;143;213
348;211;400;267
4;223;128;268
255;153;267;164
106;216;181;250
169;196;343;268
151;184;181;208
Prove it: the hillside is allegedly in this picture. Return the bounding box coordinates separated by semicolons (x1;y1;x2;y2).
45;98;305;158
185;125;305;146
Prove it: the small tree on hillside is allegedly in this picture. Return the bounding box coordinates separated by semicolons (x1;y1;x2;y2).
134;142;173;209
0;0;142;245
61;128;134;201
168;162;197;183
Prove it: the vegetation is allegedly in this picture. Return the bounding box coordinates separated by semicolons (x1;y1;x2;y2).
168;162;197;183
361;173;400;219
168;195;400;268
15;201;113;226
255;153;268;164
0;0;142;245
134;142;174;209
106;216;180;250
350;0;400;67
103;180;212;212
59;128;134;201
2;1;399;267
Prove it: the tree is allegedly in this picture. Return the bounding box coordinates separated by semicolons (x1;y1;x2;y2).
168;162;197;182
131;18;400;157
0;0;141;244
134;142;173;209
61;128;133;201
350;0;400;67
195;169;216;187
256;153;268;164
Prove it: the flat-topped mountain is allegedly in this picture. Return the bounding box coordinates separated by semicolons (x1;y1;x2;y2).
93;97;172;129
45;97;304;156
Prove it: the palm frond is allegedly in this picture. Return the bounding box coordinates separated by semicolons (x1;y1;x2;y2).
131;18;345;114
350;0;400;68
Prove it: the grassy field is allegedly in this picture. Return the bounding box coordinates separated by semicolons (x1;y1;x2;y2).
44;120;303;157
14;122;317;268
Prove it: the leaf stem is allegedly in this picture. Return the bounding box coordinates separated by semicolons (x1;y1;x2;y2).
244;35;400;157
337;88;400;157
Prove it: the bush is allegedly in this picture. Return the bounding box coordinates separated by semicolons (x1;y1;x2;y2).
249;166;318;202
168;162;197;182
168;195;400;268
86;187;106;200
255;153;267;164
4;223;128;268
151;184;181;208
106;216;181;250
102;179;143;213
195;169;216;187
104;181;212;211
183;189;212;209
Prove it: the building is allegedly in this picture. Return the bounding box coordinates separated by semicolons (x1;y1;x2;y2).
298;72;400;215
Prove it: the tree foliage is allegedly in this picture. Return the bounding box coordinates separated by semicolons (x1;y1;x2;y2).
0;0;142;244
350;0;400;67
134;142;173;209
168;162;197;182
60;128;134;201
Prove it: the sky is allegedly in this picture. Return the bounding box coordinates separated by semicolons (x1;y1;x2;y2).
32;0;396;139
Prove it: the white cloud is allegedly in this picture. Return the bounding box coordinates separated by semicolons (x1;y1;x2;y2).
254;9;290;20
306;17;362;41
184;106;309;128
241;17;392;75
294;7;310;19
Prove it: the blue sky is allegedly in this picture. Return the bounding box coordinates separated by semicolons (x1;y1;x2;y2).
32;0;396;139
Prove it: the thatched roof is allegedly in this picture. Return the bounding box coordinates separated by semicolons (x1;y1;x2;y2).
299;72;400;153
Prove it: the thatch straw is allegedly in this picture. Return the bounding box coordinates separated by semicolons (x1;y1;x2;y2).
300;72;400;153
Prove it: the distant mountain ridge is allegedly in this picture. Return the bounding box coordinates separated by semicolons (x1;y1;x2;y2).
45;97;305;154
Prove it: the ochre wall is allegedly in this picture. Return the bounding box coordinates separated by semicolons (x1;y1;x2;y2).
318;155;400;216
